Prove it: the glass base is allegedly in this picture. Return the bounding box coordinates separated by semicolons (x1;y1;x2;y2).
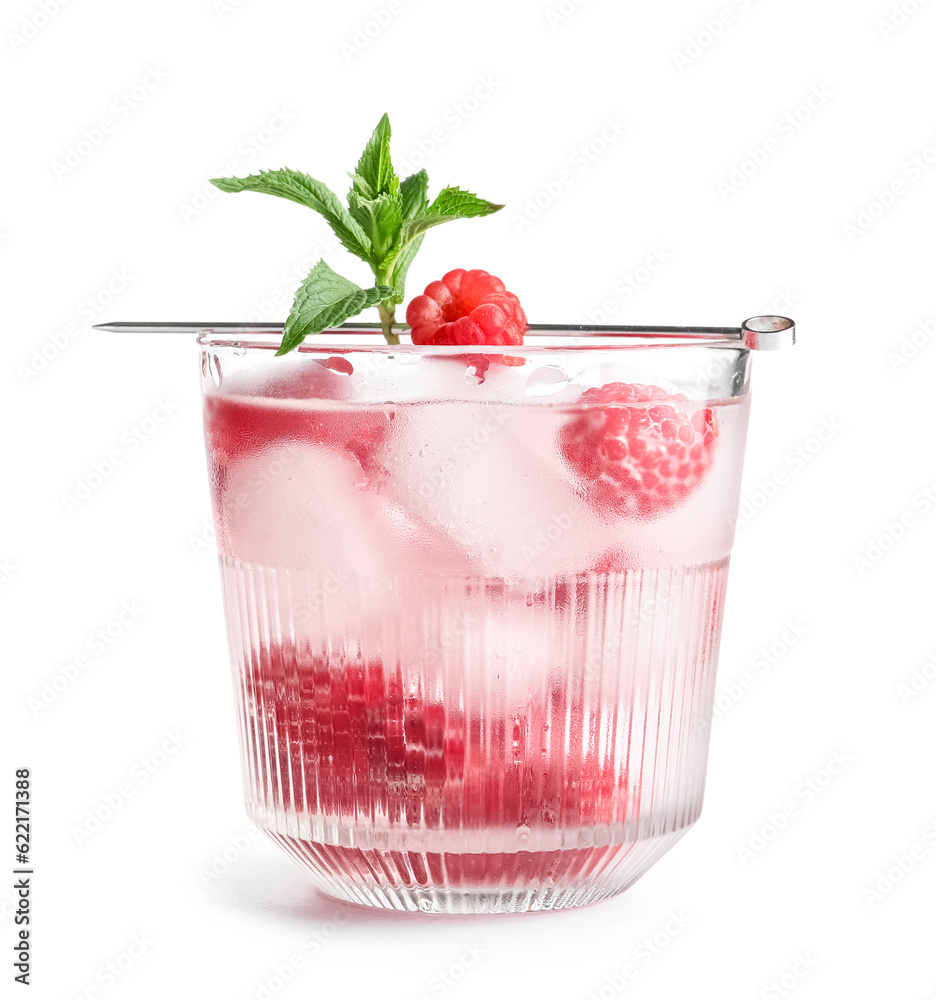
264;827;691;914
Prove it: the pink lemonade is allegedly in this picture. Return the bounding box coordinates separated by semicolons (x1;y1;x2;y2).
202;336;751;912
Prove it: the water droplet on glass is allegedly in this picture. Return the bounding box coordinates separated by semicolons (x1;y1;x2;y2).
525;365;569;396
525;593;534;607
381;402;396;422
206;353;222;387
318;356;353;376
465;356;491;385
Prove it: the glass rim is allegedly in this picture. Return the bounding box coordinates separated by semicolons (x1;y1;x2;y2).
197;322;757;357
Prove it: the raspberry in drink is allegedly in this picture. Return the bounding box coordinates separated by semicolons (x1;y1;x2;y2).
203;327;750;913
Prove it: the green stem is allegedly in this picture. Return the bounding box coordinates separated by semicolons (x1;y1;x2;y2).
377;302;399;345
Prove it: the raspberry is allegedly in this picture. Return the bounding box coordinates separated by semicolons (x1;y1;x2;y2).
406;268;527;347
560;383;718;517
260;646;627;829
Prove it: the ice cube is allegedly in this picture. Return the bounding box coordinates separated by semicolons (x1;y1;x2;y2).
381;398;610;581
215;438;388;573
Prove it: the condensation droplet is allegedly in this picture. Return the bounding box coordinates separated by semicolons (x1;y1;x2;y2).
381;402;396;422
525;365;569;396
466;356;491;385
318;356;353;376
206;353;223;387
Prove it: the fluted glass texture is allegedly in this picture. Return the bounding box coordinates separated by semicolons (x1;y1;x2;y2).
201;331;752;913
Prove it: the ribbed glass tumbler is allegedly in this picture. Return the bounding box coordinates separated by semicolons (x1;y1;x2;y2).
201;327;753;913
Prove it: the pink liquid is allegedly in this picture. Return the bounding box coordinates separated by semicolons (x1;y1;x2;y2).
205;362;747;911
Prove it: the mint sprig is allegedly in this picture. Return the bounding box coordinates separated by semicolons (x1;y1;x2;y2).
278;262;391;357
210;114;503;352
210;169;372;262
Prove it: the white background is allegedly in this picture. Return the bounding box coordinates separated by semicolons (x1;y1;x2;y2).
3;0;936;997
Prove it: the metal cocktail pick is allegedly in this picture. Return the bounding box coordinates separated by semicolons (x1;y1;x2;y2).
93;317;796;350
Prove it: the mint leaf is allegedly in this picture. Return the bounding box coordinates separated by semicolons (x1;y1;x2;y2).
348;190;403;268
277;260;390;355
351;113;398;200
386;171;430;301
400;169;429;220
210;169;372;262
427;186;503;219
382;170;430;299
387;187;504;262
388;234;424;305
